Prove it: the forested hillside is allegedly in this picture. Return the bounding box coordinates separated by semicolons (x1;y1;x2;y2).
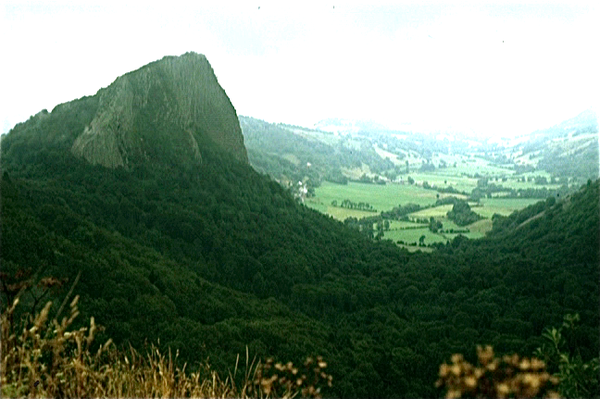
240;116;395;187
1;55;598;398
241;113;598;197
518;110;598;179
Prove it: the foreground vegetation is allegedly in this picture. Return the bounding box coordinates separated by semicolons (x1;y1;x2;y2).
3;291;595;398
1;294;332;398
437;313;599;399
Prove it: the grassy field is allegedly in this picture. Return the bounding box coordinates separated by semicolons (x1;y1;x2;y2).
388;220;428;229
408;204;454;219
384;197;540;243
327;206;378;220
305;196;380;220
476;198;542;218
407;172;475;193
309;172;553;246
424;153;513;176
468;219;493;235
382;227;447;245
300;126;579;250
496;178;563;190
403;171;564;194
309;181;444;215
383;209;489;243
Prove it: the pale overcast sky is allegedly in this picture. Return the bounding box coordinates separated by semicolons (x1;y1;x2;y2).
1;1;598;137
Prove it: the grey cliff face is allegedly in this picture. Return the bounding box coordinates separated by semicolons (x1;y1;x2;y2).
72;52;248;168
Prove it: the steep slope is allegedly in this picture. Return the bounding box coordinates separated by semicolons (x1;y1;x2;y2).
3;52;247;170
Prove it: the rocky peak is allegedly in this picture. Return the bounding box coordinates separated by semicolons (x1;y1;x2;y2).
72;52;248;168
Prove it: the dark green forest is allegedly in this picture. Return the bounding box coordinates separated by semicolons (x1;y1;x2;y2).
2;92;599;397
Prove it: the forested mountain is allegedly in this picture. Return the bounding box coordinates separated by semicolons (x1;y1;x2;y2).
240;116;394;187
1;54;598;398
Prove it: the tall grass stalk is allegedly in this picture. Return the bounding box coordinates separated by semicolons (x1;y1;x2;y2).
1;295;331;398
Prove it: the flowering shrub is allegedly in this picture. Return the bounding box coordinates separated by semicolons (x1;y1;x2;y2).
436;345;559;398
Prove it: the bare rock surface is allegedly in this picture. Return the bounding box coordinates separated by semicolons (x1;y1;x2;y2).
72;52;247;168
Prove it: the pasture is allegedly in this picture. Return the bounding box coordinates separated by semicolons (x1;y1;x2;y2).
408;204;454;219
388;220;428;229
382;227;447;245
476;197;542;218
407;172;475;193
382;197;540;243
305;198;379;220
309;165;555;247
432;153;513;177
310;181;442;215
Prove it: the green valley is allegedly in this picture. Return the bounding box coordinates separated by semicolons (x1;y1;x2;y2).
2;53;598;398
241;113;597;248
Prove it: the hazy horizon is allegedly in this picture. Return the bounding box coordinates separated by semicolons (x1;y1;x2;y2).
2;1;598;137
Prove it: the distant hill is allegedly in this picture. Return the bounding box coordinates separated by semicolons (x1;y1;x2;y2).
529;109;598;140
240;115;395;187
517;110;598;179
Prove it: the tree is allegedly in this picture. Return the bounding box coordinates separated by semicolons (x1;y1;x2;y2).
429;219;443;233
252;272;268;298
408;176;414;185
447;200;483;226
418;235;426;246
534;314;599;398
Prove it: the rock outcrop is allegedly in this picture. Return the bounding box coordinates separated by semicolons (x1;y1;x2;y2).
72;52;247;168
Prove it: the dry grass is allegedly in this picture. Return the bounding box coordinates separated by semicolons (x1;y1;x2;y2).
1;295;331;398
